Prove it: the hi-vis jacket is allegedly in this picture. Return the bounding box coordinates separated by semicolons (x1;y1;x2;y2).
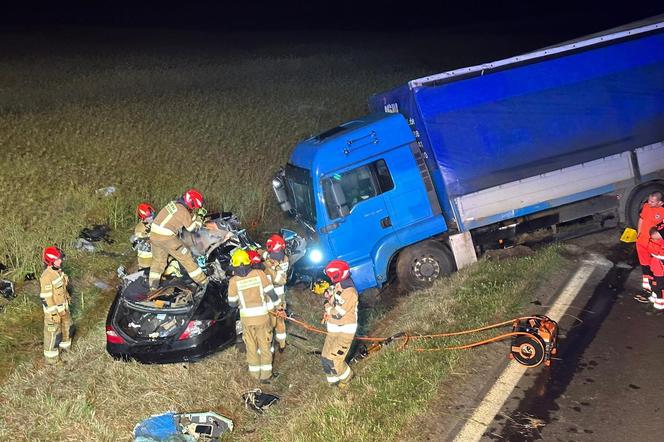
150;201;201;238
228;269;278;326
39;267;70;315
325;280;358;335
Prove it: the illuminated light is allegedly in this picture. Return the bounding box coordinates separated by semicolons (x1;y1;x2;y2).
309;249;323;264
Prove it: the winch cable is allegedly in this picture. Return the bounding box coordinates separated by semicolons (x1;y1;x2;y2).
273;312;551;355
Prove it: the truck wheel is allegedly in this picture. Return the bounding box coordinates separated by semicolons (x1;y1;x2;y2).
396;241;455;292
627;183;664;228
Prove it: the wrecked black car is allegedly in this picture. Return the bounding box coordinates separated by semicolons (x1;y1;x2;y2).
105;213;257;364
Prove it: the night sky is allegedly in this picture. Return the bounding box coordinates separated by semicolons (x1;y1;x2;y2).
2;1;662;32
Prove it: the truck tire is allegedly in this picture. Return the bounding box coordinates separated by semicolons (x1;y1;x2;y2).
396;241;455;292
627;183;664;228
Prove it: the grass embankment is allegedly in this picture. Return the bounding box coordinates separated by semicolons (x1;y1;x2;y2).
0;246;562;441
0;29;434;390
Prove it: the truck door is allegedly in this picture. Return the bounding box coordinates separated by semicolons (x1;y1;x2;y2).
320;159;395;265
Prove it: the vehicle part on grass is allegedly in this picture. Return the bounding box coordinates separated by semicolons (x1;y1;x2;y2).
80;224;113;243
509;315;559;367
1;280;16;300
133;410;233;441
242;389;280;414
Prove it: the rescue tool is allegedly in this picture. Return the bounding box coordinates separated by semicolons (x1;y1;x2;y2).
279;312;560;368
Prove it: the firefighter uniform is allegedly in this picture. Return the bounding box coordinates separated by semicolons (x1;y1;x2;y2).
148;201;208;289
39;266;72;364
637;202;664;292
264;254;289;350
321;279;358;386
648;233;664;309
132;221;153;270
228;269;278;381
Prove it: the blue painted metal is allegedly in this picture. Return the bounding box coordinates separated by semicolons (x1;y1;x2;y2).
370;31;664;199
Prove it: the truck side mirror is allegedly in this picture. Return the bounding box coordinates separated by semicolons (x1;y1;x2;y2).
323;178;350;219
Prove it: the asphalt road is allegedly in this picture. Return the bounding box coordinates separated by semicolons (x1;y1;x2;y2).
484;230;664;441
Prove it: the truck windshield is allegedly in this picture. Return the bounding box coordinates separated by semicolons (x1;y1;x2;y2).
285;164;316;225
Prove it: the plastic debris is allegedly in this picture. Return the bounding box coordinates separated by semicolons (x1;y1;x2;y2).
133;411;233;441
242;389;280;414
80;224;113;243
95;186;116;197
0;280;15;300
74;238;96;253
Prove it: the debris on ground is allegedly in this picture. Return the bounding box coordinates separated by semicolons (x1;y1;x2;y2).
74;238;96;253
242;389;280;414
80;224;113;243
0;280;16;313
133;410;233;441
95;186;116;197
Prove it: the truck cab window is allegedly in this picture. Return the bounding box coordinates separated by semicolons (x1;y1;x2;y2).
323;159;394;219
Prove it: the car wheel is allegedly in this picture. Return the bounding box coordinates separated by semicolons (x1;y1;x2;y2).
396;241;455;292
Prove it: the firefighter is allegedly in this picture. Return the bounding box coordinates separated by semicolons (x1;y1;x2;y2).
131;202;155;271
227;249;280;383
148;189;208;289
647;225;664;310
263;234;289;352
320;259;358;388
39;246;72;364
635;191;664;300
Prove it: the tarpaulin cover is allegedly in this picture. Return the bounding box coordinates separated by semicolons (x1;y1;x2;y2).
370;29;664;198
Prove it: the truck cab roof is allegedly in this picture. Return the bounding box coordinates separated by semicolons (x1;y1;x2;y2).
289;112;414;177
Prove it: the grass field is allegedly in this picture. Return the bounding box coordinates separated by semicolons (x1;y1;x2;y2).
0;26;570;441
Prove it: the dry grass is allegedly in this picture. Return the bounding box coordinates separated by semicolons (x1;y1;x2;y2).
0;246;562;441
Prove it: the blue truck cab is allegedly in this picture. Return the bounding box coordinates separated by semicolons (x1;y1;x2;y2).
273;16;664;293
276;113;450;290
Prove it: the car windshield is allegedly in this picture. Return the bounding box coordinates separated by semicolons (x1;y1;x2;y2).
285;163;316;226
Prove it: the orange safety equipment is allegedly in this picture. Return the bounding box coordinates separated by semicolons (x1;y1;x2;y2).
248;250;262;265
136;203;155;221
325;259;350;284
183;189;204;210
266;234;286;253
42;246;64;266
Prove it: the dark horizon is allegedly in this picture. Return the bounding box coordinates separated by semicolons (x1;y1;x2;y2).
2;1;662;32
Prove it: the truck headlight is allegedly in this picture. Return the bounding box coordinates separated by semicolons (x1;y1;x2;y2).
309;249;323;264
272;178;283;190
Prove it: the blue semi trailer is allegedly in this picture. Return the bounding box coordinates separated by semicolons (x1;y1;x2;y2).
272;16;664;292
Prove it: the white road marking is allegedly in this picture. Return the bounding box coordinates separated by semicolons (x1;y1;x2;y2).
452;256;607;442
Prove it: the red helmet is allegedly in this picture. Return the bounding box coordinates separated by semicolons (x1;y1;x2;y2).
325;259;350;284
42;246;64;266
266;234;286;253
136;203;155;221
247;250;262;265
183;189;204;210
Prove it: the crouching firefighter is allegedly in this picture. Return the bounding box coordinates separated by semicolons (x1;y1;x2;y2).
131;203;155;271
263;234;289;352
228;249;280;383
40;246;73;364
148;189;208;289
647;224;664;310
320;259;358;388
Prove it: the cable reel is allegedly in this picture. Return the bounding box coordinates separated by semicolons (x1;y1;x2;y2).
509;315;559;367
